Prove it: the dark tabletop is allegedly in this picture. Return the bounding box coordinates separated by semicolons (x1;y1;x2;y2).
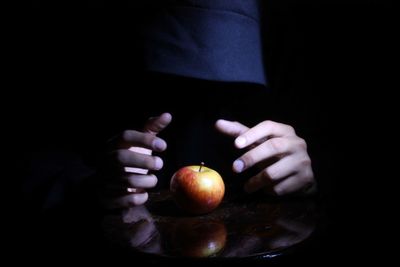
102;189;319;260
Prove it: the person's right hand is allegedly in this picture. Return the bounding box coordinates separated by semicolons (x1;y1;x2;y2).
100;113;172;209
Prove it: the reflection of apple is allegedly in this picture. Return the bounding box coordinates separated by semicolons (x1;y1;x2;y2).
170;219;227;257
170;163;225;214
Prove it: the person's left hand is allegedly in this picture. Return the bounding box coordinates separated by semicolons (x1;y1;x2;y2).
215;119;315;196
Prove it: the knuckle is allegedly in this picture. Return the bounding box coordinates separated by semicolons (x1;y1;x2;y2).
264;167;277;180
301;169;314;184
144;156;160;170
143;134;155;147
297;176;313;191
285;125;295;134
153;121;164;132
300;156;312;168
241;153;255;167
297;138;308;150
261;120;273;129
233;121;242;128
138;156;151;169
269;138;286;154
303;174;314;185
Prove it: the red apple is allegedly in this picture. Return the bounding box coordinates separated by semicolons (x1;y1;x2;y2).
170;163;225;214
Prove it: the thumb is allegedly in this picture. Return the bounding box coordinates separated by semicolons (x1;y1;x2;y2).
215;119;249;138
143;112;172;135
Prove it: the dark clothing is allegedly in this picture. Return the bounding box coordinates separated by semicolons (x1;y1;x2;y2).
142;0;266;85
22;0;270;213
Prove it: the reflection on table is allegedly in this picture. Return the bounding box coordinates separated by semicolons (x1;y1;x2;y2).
102;190;317;259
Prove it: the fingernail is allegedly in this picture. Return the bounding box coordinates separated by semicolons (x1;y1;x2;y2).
233;160;244;173
154;157;163;170
235;137;246;148
153;139;166;151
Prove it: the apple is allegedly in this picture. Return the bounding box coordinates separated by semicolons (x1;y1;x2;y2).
170;163;225;215
169;219;227;257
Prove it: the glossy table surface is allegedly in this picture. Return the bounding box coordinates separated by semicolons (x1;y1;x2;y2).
102;189;317;259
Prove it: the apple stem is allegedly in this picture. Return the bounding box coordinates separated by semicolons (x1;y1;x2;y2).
199;162;204;172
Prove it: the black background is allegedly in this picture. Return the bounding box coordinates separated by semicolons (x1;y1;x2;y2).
10;1;394;265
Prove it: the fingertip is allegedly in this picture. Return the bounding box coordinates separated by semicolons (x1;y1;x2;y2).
150;174;159;187
215;119;223;129
234;136;246;148
216;118;230;126
154;157;163;170
233;159;244;173
152;138;167;151
216;120;235;134
160;112;172;123
145;112;172;134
